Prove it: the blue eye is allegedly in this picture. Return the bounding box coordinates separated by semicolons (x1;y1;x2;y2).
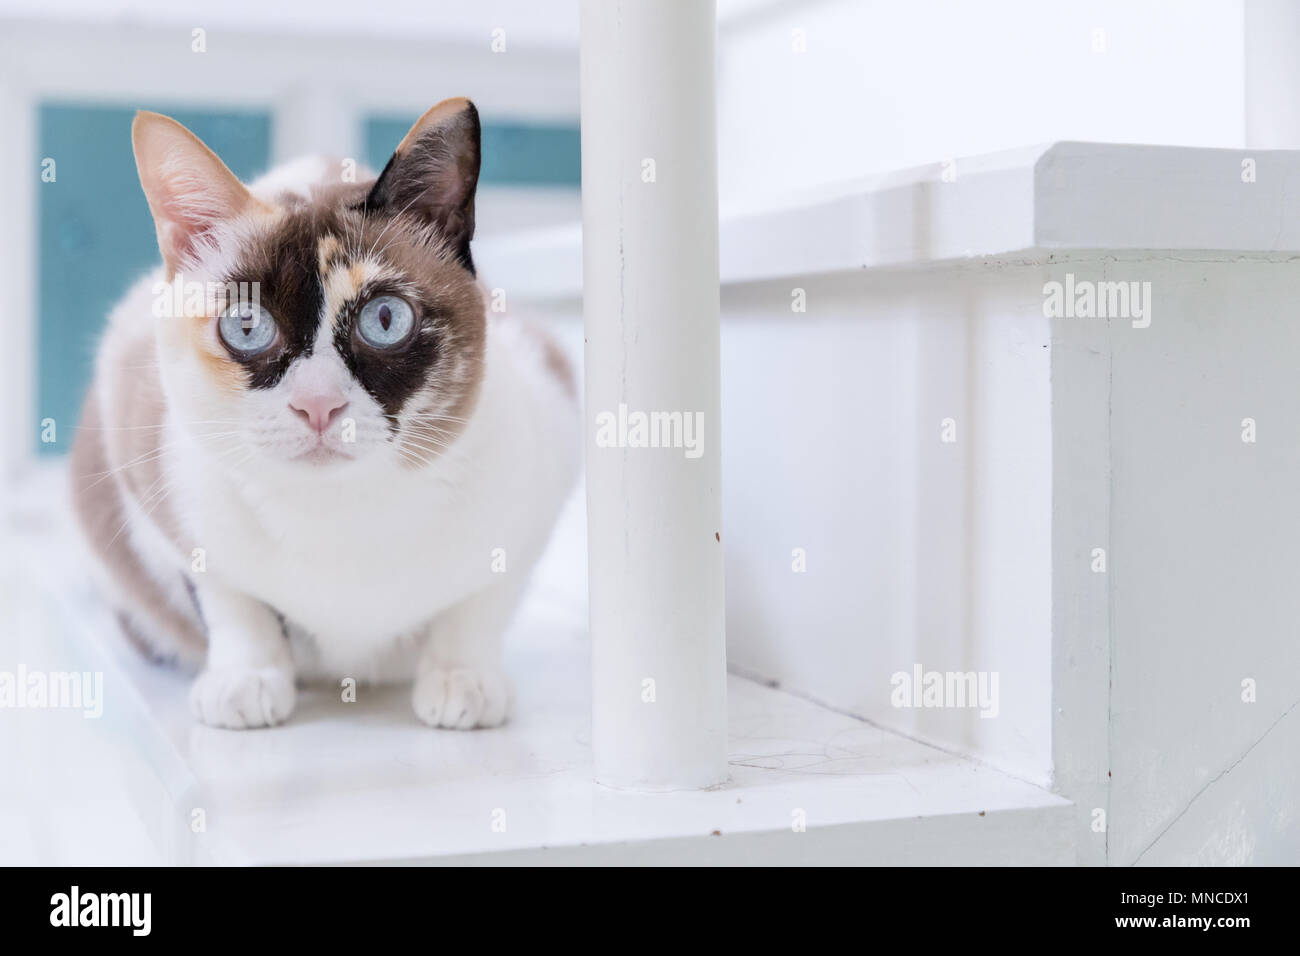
218;302;277;355
357;295;415;348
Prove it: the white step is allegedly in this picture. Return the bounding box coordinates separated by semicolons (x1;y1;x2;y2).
0;471;1072;865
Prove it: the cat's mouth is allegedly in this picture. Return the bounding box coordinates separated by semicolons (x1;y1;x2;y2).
291;443;355;465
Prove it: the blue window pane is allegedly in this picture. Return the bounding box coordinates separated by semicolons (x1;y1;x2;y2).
37;103;270;455
364;116;580;187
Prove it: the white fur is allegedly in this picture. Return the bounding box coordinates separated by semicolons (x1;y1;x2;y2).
90;159;578;729
173;312;576;679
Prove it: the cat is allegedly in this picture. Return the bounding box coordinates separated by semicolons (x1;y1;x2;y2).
68;98;579;730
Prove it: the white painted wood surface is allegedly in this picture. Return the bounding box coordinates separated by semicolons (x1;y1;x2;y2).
579;0;728;790
478;142;1300;297
1096;255;1300;865
480;141;1300;863
0;470;1072;865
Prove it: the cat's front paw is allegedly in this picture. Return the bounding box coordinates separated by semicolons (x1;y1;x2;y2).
412;666;512;729
189;665;296;729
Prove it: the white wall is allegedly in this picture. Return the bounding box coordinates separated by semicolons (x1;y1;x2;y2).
719;268;1054;786
1100;256;1300;865
716;0;1247;208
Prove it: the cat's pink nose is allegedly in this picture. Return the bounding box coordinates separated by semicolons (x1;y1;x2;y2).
288;389;348;434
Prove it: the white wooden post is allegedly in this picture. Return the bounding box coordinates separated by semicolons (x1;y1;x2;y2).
579;0;728;790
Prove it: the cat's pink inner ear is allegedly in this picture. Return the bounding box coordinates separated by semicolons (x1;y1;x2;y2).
132;111;263;276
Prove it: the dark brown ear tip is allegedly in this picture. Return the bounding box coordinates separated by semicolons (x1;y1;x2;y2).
455;100;481;138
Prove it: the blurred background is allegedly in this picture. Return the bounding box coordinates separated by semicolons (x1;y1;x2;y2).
0;0;1295;468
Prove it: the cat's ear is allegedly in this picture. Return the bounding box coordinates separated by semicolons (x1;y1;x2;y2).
132;111;267;276
364;97;481;273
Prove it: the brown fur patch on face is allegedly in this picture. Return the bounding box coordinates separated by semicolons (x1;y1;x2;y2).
204;178;487;459
364;236;485;466
321;256;390;327
316;234;342;273
256;182;486;426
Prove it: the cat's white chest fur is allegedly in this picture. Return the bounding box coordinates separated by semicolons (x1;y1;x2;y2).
169;317;577;677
